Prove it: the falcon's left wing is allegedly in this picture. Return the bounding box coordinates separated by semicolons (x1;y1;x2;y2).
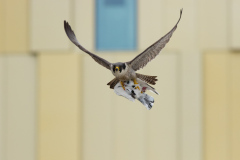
128;9;183;71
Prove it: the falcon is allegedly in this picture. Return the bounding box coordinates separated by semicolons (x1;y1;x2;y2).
64;9;182;90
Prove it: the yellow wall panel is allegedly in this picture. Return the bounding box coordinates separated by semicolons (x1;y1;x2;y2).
38;53;81;160
31;0;71;51
229;53;240;160
198;0;228;49
0;0;5;52
204;52;229;160
230;0;240;49
5;0;28;52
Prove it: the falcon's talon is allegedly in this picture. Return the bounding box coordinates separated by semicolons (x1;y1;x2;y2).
136;86;140;90
133;79;138;85
120;81;125;90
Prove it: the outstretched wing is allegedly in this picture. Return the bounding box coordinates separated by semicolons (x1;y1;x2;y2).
64;21;111;70
128;9;183;71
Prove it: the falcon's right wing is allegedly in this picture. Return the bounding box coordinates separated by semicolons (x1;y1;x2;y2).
64;21;111;70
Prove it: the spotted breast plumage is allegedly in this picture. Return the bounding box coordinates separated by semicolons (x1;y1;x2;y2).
64;9;182;91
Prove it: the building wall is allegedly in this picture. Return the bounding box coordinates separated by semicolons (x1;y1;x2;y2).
0;0;240;160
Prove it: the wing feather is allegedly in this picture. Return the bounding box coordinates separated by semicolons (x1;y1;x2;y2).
129;9;183;71
64;21;111;70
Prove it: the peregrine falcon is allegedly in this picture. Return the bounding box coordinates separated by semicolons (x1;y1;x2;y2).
64;9;182;91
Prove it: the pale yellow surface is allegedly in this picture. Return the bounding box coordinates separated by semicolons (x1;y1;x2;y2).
38;53;81;160
113;53;147;160
180;53;202;160
146;53;179;160
3;0;240;159
4;56;36;160
4;0;28;52
82;52;180;160
165;0;197;51
75;0;95;51
198;0;228;49
31;0;71;51
82;53;115;160
138;0;165;51
0;56;6;160
204;52;230;160
230;0;240;49
229;53;240;160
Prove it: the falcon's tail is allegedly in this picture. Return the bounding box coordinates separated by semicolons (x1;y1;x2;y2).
136;73;158;85
107;78;120;89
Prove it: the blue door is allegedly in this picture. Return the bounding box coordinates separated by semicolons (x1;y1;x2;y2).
96;0;137;51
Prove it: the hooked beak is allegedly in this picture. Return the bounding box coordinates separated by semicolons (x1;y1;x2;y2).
115;66;119;71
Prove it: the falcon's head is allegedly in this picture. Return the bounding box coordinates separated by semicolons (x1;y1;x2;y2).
112;62;126;74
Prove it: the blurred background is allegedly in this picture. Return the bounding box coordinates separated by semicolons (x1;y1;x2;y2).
0;0;240;160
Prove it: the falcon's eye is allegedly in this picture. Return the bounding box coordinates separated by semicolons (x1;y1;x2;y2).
115;66;119;72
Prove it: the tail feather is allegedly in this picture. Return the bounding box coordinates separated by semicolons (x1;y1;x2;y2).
107;78;120;89
136;73;158;85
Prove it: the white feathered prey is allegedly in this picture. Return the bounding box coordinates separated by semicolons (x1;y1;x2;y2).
114;79;158;110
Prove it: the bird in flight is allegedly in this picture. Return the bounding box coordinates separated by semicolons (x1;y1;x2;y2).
64;9;182;91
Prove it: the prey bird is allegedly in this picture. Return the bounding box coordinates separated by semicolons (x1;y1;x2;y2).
64;9;182;91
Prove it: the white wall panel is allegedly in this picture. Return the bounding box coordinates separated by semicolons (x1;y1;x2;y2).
0;56;6;160
198;0;228;50
75;0;95;52
138;0;165;51
146;53;179;160
180;53;202;160
165;1;197;51
31;0;72;51
1;55;36;160
82;53;115;160
230;0;240;49
113;53;147;160
82;51;203;160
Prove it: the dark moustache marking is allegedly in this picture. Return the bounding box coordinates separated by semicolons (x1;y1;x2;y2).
122;63;126;70
119;66;122;73
113;65;116;73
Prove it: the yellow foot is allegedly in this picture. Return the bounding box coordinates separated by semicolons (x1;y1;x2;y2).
133;79;140;90
120;81;125;90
